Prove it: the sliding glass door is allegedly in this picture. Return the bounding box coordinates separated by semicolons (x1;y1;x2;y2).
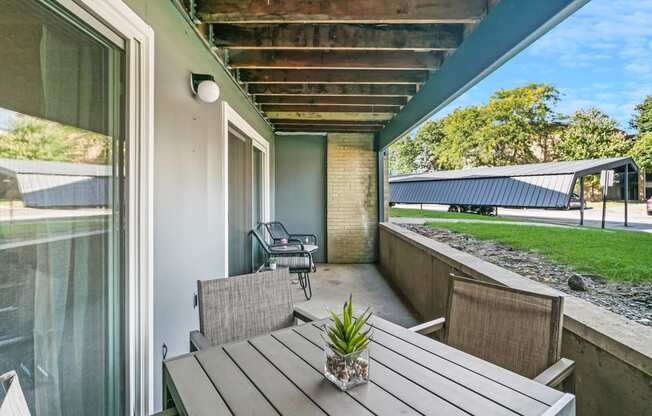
0;1;125;415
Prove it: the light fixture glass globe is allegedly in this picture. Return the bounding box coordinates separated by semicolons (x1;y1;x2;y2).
197;80;220;103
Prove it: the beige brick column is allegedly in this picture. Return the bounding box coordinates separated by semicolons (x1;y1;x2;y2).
327;133;378;263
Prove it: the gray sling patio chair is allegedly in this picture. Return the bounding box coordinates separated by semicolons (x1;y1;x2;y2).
251;228;315;300
0;371;31;416
410;275;575;391
189;268;317;351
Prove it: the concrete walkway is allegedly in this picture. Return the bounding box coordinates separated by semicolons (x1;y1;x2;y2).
294;263;419;328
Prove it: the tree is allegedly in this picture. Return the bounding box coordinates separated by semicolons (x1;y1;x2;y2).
0;114;111;164
630;96;652;134
437;83;561;168
632;132;652;171
479;83;560;164
387;135;421;175
387;120;445;174
553;108;633;160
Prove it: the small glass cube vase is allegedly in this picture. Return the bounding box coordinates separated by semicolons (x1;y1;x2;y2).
323;343;370;391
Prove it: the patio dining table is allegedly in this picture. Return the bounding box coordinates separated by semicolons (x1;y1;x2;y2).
162;316;575;416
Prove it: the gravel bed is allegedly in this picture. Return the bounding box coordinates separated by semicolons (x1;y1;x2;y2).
401;223;652;327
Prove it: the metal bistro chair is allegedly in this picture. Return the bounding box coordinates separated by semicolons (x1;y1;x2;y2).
189;268;316;351
262;221;319;254
411;275;575;390
251;227;315;300
0;371;31;416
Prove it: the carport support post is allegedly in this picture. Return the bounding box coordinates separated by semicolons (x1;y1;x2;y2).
601;179;607;229
624;164;629;227
579;177;584;226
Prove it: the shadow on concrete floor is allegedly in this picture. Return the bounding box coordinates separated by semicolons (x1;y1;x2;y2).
293;263;419;328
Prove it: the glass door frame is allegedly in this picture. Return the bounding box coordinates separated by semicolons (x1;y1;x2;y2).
51;1;155;415
222;101;271;277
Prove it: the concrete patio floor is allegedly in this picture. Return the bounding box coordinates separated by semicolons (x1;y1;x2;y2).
293;263;419;328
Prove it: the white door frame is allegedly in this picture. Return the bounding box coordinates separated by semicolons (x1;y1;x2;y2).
222;101;271;277
63;1;155;414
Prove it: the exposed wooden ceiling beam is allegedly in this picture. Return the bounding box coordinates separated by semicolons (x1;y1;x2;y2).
210;23;463;51
239;69;429;84
270;119;385;126
197;0;487;24
256;96;408;106
261;104;400;113
248;84;418;96
265;112;394;121
275;125;380;133
228;50;443;70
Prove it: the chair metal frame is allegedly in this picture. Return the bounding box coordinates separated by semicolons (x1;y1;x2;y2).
262;221;318;247
251;227;315;300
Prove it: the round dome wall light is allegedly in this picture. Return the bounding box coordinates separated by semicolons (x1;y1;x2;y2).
190;73;220;103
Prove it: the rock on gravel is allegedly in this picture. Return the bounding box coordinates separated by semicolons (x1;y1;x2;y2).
400;223;652;327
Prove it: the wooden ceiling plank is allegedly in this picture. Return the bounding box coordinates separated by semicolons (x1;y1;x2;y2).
197;0;487;24
248;84;417;96
210;23;463;51
240;69;429;84
269;119;385;126
256;96;408;106
261;104;401;113
228;50;443;70
275;125;380;133
265;111;395;121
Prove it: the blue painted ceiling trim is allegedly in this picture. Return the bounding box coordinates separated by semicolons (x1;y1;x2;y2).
374;0;592;151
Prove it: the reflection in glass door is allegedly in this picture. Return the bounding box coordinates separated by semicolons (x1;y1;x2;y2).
0;1;125;415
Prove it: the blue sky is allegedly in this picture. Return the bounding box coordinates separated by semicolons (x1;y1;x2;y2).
428;0;652;133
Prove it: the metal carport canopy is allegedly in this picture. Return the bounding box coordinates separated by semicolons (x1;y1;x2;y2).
389;157;638;209
0;159;111;208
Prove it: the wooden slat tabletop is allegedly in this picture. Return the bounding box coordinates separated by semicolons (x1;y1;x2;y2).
163;317;575;416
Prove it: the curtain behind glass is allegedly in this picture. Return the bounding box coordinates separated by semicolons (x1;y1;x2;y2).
0;1;124;415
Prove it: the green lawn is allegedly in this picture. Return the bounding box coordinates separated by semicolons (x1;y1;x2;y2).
0;217;107;244
390;207;506;221
425;222;652;283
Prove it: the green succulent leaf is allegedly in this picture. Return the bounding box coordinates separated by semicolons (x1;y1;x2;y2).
325;295;374;355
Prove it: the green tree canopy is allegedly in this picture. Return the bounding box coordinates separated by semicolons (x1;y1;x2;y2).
630;95;652;134
0;115;111;164
390;83;561;172
632;132;652;170
553;108;633;160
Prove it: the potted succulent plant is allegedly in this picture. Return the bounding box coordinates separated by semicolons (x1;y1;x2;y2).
268;257;277;270
323;295;372;390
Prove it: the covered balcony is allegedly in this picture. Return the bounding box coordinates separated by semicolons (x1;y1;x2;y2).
0;0;650;415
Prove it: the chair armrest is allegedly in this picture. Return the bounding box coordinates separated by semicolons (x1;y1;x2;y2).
150;409;178;416
409;317;445;335
534;358;575;387
293;305;321;322
189;330;212;352
289;234;318;245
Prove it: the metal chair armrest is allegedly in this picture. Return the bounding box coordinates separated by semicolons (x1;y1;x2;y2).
150;409;179;416
534;358;575;387
293;305;321;322
409;317;446;335
189;330;212;352
289;234;318;245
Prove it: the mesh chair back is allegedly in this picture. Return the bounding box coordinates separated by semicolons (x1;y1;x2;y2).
0;371;31;416
264;222;290;241
197;269;294;346
445;276;563;379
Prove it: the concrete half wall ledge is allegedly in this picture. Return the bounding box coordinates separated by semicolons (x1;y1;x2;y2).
379;222;652;416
